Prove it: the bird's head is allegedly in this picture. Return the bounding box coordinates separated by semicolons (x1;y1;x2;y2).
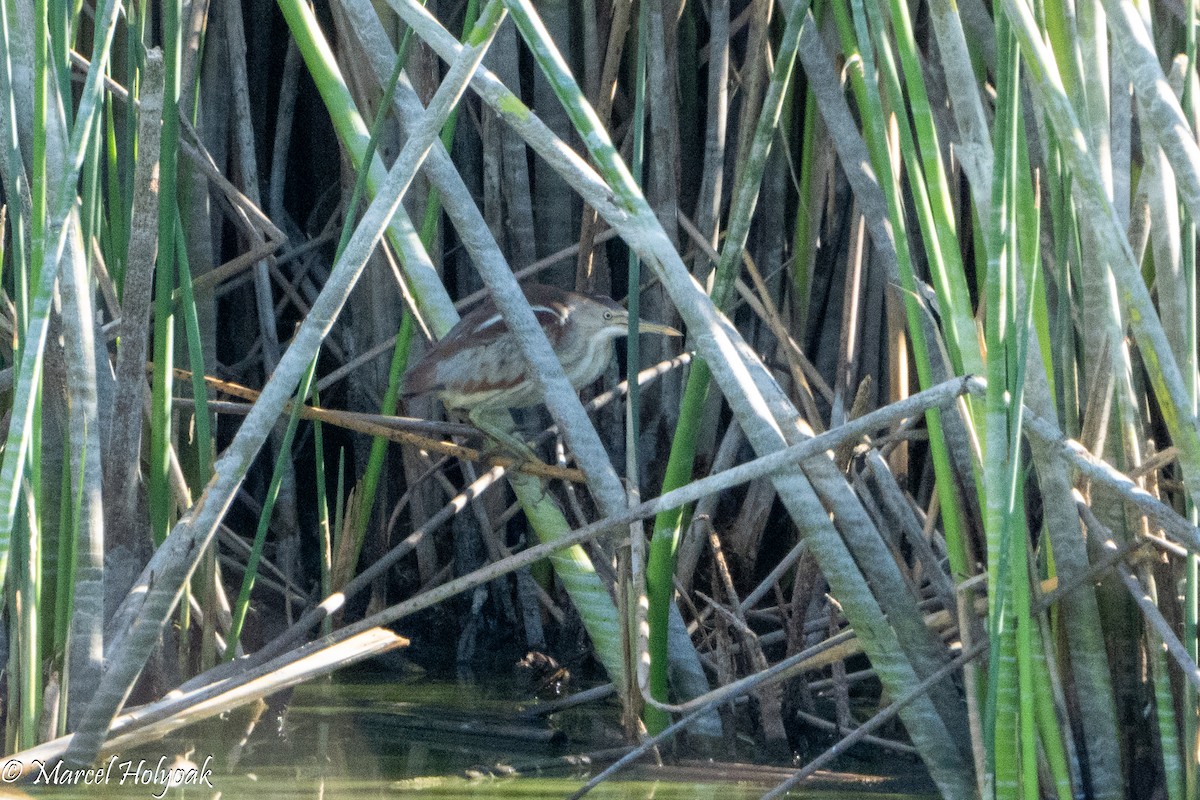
584;294;682;340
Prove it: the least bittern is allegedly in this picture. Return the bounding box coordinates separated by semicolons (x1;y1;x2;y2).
402;283;680;455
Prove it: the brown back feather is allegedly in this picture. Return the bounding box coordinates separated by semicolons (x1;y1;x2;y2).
401;284;578;397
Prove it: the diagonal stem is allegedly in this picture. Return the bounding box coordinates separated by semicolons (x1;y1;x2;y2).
60;3;507;767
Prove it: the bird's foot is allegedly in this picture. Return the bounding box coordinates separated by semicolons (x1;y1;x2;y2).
470;409;540;466
480;433;539;465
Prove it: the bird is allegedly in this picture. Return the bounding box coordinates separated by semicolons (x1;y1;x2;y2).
402;283;681;455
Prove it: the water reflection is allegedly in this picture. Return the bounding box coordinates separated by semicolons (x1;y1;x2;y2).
17;678;935;799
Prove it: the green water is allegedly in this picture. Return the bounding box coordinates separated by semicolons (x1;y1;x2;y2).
12;678;937;799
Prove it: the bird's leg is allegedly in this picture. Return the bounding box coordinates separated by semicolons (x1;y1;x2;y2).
468;407;538;463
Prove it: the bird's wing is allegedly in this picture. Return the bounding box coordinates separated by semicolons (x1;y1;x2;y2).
401;291;569;397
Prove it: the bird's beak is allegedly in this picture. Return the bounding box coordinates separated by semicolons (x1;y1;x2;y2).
636;320;683;337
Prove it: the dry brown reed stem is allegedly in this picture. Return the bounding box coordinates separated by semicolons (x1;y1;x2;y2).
88;238;122;322
955;573;988;798
1131;445;1181;478
677;210;832;410
793;709;918;754
833;377;875;467
266;259;316;321
573;0;630;291
738;538;807;613
1117;563;1200;688
68;49;137;104
216;554;300;604
677;423;744;593
178;236;280;299
1035;494;1141;613
805;666;876;691
832;211;869;420
521;685;620;719
760;643;988;799
1076;501;1200;688
567;630;861;800
190;398;472;442
216;530;306;603
167;367;586;483
178;120;286;242
314;330;404;392
691;522;787;745
1017;402;1200;554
